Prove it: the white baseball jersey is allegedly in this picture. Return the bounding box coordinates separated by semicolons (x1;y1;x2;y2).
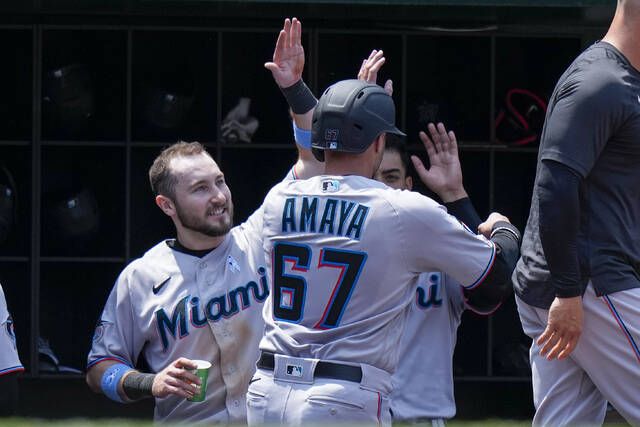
0;284;23;377
259;175;495;374
88;209;268;424
391;272;465;420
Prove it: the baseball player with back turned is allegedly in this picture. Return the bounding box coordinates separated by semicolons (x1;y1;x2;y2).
288;44;512;424
0;283;23;416
246;74;521;424
513;0;640;425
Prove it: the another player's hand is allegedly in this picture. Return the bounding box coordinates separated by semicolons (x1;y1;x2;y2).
537;296;583;360
477;212;510;238
151;357;201;399
412;122;467;203
357;49;393;95
265;17;304;89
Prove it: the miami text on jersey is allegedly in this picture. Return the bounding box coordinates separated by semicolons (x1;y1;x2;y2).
416;272;444;309
155;267;269;350
281;197;370;240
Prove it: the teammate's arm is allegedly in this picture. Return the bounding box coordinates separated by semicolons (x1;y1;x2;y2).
413;123;513;311
267;19;392;180
535;159;584;360
265;17;322;179
87;357;201;402
411;121;481;230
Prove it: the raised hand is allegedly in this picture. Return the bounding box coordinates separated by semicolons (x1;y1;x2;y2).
151;357;201;399
411;122;467;203
265;17;304;89
357;49;393;96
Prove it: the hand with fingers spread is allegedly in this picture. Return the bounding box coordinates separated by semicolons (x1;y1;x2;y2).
411;122;467;203
264;17;304;89
357;49;393;96
537;296;583;360
152;357;201;399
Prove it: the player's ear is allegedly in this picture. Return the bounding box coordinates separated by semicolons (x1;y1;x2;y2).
405;175;413;191
155;194;175;216
376;133;386;154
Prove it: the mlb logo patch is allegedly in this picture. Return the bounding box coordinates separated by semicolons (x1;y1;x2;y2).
325;128;339;143
286;364;303;377
322;179;340;193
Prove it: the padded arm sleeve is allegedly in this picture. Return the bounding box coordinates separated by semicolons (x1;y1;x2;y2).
465;221;521;313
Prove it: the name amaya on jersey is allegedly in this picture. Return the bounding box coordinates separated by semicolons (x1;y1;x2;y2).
281;196;369;239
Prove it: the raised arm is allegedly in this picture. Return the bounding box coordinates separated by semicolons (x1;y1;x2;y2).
412;122;481;231
265;17;322;179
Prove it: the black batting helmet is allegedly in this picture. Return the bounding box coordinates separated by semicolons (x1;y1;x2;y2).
311;79;405;161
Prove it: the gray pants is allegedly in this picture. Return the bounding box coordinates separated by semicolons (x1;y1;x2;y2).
247;354;392;427
516;283;640;426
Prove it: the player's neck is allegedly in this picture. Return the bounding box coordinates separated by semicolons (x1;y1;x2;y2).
324;162;375;179
324;152;377;179
603;8;640;72
175;228;225;251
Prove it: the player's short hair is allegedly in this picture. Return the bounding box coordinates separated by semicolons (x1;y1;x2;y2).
149;141;211;199
384;135;411;174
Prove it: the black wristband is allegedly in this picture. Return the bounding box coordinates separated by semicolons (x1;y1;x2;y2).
490;221;521;243
122;371;155;401
280;79;318;114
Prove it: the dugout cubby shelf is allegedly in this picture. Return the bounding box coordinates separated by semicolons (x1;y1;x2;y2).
41;29;127;142
0;6;603;405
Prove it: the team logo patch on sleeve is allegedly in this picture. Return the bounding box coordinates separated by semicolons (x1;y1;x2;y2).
321;179;340;193
92;319;110;343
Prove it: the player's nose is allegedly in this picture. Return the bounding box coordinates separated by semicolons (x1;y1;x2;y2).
210;188;227;204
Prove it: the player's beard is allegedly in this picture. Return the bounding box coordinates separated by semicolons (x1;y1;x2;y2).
174;200;233;237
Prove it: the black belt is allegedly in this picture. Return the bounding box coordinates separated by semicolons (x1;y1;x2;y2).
257;351;362;383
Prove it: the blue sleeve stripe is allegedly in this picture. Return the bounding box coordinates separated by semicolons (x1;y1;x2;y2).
464;241;497;290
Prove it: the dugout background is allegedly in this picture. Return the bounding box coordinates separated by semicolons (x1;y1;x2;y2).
0;0;614;419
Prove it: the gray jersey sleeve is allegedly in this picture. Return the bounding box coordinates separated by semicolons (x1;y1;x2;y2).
87;268;144;369
0;285;22;375
395;192;496;288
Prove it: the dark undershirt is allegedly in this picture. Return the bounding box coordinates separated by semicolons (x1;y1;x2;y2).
166;239;216;258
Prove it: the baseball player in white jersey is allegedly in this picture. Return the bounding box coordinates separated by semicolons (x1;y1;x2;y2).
246;78;521;426
380;130;511;424
86;138;319;423
0;283;23;415
268;25;512;424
